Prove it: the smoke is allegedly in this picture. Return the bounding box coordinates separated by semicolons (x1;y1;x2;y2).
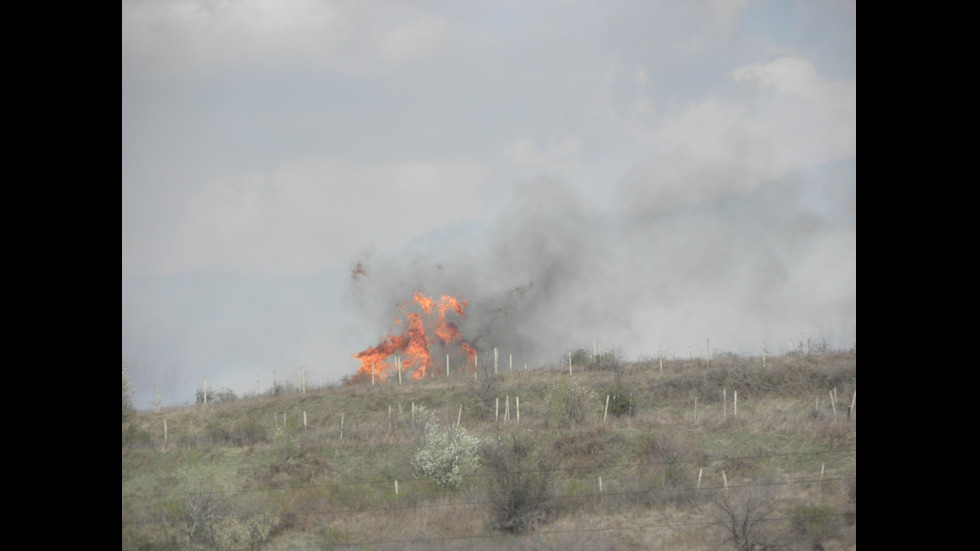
346;167;856;368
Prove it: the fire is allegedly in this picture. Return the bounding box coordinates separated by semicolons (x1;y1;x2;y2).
351;293;475;383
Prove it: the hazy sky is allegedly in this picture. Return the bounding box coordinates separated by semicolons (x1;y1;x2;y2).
122;0;856;409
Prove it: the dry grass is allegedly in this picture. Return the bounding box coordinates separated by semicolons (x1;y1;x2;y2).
123;351;855;550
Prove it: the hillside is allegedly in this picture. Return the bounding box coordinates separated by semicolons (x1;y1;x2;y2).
122;349;856;550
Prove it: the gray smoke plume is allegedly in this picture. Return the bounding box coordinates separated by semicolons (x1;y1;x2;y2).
345;169;855;368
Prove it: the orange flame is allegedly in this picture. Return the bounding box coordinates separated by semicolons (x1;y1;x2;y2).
351;292;476;383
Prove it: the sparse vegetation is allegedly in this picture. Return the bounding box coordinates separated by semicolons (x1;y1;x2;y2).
123;348;855;550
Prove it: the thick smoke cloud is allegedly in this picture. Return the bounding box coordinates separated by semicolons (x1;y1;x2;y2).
346;169;855;369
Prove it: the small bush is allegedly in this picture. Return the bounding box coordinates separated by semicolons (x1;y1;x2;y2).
711;484;785;551
480;434;554;534
159;492;280;551
411;406;480;490
546;377;600;427
206;417;268;447
196;387;238;405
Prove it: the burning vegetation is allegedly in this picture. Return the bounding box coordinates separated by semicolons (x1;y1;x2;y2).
351;293;477;383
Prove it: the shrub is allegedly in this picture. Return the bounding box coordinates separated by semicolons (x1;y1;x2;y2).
480;434;554;534
411;406;480;490
546;376;600;427
196;387;238;405
468;349;501;419
160;492;280;551
711;484;785;551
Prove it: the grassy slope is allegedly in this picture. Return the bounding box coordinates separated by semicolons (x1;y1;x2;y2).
122;350;856;551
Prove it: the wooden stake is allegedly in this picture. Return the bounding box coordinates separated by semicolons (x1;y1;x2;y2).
457;404;463;428
496;397;499;423
340;413;344;440
395;480;398;496
830;390;837;415
848;391;856;420
303;411;307;430
163;419;167;443
722;470;728;492
697;468;702;489
516;396;520;422
604;394;610;422
568;350;572;375
733;391;737;417
505;395;509;422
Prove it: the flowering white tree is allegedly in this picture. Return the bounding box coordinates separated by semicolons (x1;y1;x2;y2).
411;406;480;490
